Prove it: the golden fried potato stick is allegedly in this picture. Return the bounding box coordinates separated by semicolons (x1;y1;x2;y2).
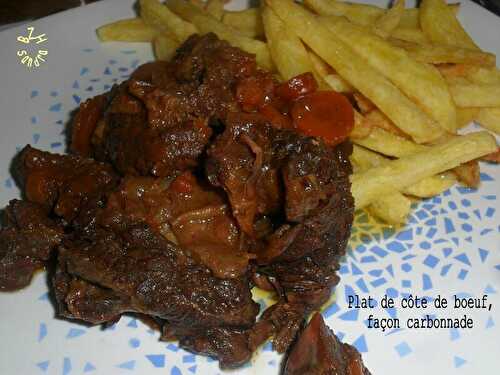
352;145;457;199
476;108;500;135
390;39;496;67
390;27;429;44
304;0;459;28
168;0;274;70
262;5;314;80
206;0;225;20
352;145;411;223
140;0;197;42
351;132;497;208
267;0;444;143
456;107;480;129
420;0;479;50
320;16;457;133
400;3;460;28
372;0;405;39
223;8;265;38
97;18;159;42
449;82;500;107
153;33;180;61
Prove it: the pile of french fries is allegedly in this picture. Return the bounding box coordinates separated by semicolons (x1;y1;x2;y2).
97;0;499;225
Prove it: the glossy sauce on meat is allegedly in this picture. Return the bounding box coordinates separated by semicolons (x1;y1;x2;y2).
0;33;356;370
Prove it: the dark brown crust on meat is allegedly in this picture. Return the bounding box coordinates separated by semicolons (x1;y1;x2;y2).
0;33;355;370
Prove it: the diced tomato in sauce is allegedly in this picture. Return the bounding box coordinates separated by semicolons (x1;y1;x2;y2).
291;91;354;146
237;71;354;145
275;72;318;101
259;104;292;129
236;73;275;112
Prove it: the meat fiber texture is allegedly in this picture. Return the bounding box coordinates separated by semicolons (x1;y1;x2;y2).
0;33;354;369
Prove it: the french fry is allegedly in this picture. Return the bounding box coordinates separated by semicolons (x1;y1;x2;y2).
390;27;429;44
364;109;409;138
351;145;411;224
372;0;405;39
323;74;354;93
352;144;457;198
437;64;477;79
350;110;373;139
404;172;457;197
354;127;488;189
153;33;180;61
304;0;383;25
391;40;496;66
353;93;376;114
222;8;265;38
453;160;480;188
456;107;480;129
448;82;500;107
368;191;411;224
320;16;456;134
308;51;332;77
399;3;460;29
188;0;205;9
168;0;274;70
466;67;500;84
304;0;460;31
476;107;500;134
351;132;497;208
267;0;445;143
307;52;339;89
262;5;313;80
420;0;478;50
96;18;159;42
353;127;424;157
140;0;197;42
206;0;225;20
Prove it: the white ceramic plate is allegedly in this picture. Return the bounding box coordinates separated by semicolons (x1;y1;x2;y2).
0;1;499;374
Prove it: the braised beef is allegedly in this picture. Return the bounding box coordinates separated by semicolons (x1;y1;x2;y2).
284;313;371;375
0;200;63;290
15;145;118;222
0;33;356;371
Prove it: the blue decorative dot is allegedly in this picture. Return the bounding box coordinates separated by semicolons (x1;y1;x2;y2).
419;241;431;250
454;356;467;368
401;263;412;272
461;223;473;232
423;255;439;269
63;357;72;375
146;354;165;368
129;338;140;348
352;334;368;353
395;342;412;357
49;103;62;112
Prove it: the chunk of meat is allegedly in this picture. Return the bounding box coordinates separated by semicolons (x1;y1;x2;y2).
179;327;253;369
284;313;371;375
1;33;356;370
15;146;118;222
53;264;130;324
206;112;283;235
71;94;108;157
100;172;251;278
0;200;63;291
57;223;259;330
90;34;257;177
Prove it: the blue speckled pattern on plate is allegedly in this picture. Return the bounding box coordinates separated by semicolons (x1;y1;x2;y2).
0;0;498;374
